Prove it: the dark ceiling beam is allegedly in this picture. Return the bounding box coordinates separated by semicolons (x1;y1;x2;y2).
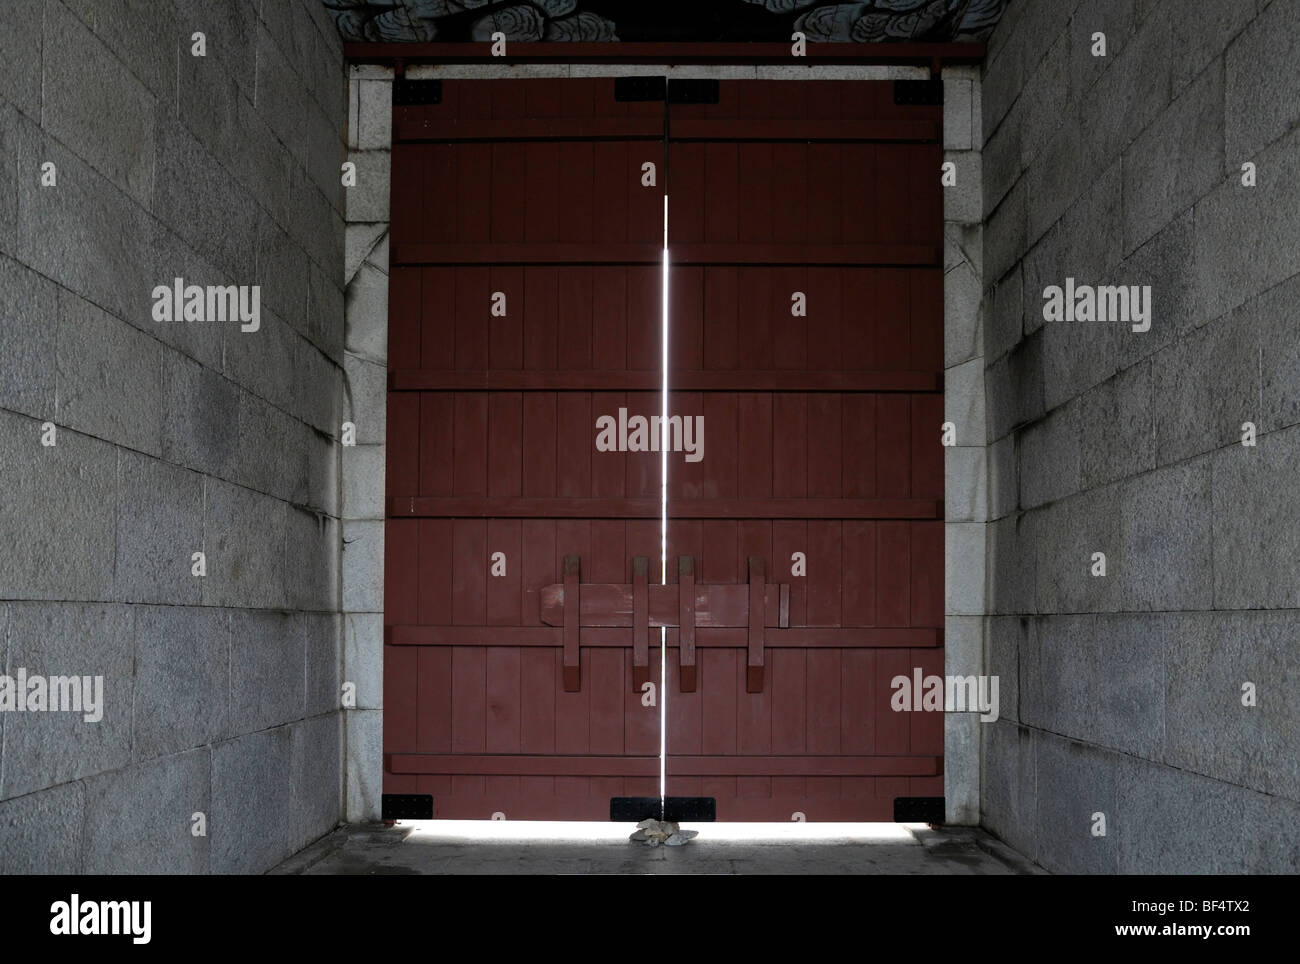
343;41;986;71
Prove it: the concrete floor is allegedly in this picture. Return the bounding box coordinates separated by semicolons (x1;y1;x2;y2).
272;821;1045;875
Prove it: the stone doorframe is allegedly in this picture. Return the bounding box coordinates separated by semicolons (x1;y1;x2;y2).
339;62;987;824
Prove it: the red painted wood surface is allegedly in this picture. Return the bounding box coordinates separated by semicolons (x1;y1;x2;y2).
384;78;943;821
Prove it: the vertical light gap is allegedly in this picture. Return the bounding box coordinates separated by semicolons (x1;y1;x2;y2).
659;192;669;819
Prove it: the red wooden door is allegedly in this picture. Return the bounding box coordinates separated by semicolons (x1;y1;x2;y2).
383;79;669;819
383;77;944;821
661;81;945;821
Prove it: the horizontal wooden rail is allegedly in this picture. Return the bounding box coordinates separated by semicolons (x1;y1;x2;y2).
387;753;940;777
391;242;940;266
388;369;942;393
384;625;942;648
387;496;943;519
345;41;986;67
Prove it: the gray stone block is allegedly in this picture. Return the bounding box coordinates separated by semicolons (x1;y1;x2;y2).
1152;310;1259;465
344;260;387;364
980;719;1037;861
1079;4;1170;171
235;394;308;504
1040;317;1123;416
944;357;986;448
176;23;241;173
253;22;308;159
1114;210;1198;368
987;512;1037;615
42;0;156;206
152;121;256;281
343;354;386;445
284;508;338;613
91;0;180;102
1258;274;1300;434
293;336;342;436
0;781;83;874
0;411;117;601
1164;611;1300;801
943;76;973;151
83;748;211;873
984;615;1024;724
56;288;162;456
0;0;42;117
232;93;296;232
230;610;306;732
174;0;259;103
341;520;383;614
1023;614;1164;757
212;728;291;874
1018;400;1080;509
357;80;393;150
132;605;229;760
944;256;982;369
290;714;342;851
2;603;134;797
344;707;382;821
222;308;298;420
1066;0;1138;96
309;257;347;363
1122;64;1224;254
943;150;982;226
1212;426;1300;609
343;612;382;710
945;711;980;825
292;166;346;287
1035;484;1124;614
1114;753;1245;873
981;105;1022;222
303;98;346;214
1120;458;1213;611
1193;122;1300;324
115;450;204;606
1240;788;1300;873
1018;31;1071;173
987;433;1017;520
306;427;338;516
945;221;982;277
343;444;386;521
1079;360;1155;489
985;326;1045;440
160;351;240;480
0;104;19;259
345;151;392;226
946;523;986;616
304;613;342;717
345;222;387;285
137;222;228;372
253;217;310;339
1024;116;1090;247
17;115;157;328
202;479;288;610
1225;0;1300;160
0;252;57;419
1033;733;1119;874
983;262;1022;363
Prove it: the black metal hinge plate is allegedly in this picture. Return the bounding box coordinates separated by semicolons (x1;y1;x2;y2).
393;78;442;106
615;75;668;102
893;796;945;823
894;78;943;106
611;796;717;822
614;77;720;105
382;793;433;820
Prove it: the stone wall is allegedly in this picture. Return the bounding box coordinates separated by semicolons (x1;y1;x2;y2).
0;0;346;874
980;0;1300;873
